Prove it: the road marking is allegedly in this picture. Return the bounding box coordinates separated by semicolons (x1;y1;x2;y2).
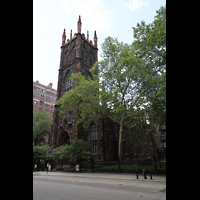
72;180;83;182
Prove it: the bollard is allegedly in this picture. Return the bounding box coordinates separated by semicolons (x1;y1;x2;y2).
136;170;138;179
149;170;152;180
143;169;147;179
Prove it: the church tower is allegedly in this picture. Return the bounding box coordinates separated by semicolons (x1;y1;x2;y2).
50;16;98;147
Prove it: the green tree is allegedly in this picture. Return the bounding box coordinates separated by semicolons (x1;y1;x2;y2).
33;110;51;165
132;5;166;127
53;144;70;160
69;139;91;161
33;143;48;160
33;110;51;145
52;139;90;163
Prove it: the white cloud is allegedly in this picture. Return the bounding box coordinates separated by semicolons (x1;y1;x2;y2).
61;0;111;30
124;0;149;11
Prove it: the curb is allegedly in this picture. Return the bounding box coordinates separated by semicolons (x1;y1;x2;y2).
33;173;166;183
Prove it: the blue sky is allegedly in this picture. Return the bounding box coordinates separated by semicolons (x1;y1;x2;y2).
33;0;166;89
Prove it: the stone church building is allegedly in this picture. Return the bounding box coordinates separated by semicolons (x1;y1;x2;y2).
49;16;159;162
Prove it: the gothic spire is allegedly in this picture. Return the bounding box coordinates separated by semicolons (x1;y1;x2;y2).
62;29;66;46
77;15;82;33
94;30;97;48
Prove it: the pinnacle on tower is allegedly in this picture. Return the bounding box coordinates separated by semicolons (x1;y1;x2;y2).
70;29;72;39
77;15;82;33
94;30;97;48
87;31;89;41
62;29;66;46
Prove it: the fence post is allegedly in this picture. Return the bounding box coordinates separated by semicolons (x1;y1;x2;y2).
79;159;82;173
136;169;138;179
91;157;94;173
118;156;121;174
153;154;158;175
149;170;152;180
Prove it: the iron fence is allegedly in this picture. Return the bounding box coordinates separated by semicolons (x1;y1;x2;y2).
80;158;166;175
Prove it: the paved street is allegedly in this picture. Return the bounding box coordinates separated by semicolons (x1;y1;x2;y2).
33;172;166;200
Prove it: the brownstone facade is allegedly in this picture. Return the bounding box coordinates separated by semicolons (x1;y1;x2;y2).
50;16;160;161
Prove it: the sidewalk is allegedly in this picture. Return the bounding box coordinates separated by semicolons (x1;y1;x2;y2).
33;171;166;183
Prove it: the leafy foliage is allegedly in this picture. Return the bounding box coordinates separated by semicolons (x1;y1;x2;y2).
69;139;91;161
33;110;51;145
132;5;166;126
33;110;51;161
52;139;91;162
33;143;48;160
57;68;100;129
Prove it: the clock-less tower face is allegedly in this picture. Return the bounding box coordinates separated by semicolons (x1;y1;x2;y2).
49;16;98;147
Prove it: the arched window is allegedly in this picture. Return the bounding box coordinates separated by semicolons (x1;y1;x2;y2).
89;53;93;66
65;72;72;92
73;46;76;60
84;71;90;80
65;52;69;65
91;123;98;154
81;47;85;61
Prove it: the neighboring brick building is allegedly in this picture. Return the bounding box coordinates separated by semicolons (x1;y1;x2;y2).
33;81;57;120
50;16;161;161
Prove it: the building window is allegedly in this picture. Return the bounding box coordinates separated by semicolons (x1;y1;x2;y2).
89;53;93;66
65;72;72;92
39;107;43;111
40;98;44;102
65;52;69;65
40;102;43;106
73;46;76;60
34;96;39;100
91;124;98;154
81;47;85;61
84;71;90;80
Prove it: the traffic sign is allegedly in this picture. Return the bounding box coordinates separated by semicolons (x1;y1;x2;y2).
47;148;52;155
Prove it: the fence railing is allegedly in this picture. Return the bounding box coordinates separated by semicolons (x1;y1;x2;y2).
39;157;166;175
80;158;166;175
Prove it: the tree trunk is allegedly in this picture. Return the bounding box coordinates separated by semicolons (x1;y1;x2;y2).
118;120;123;162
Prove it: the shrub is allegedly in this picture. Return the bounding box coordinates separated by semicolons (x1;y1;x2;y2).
95;163;166;174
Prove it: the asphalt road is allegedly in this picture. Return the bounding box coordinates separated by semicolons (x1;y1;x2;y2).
33;175;166;200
